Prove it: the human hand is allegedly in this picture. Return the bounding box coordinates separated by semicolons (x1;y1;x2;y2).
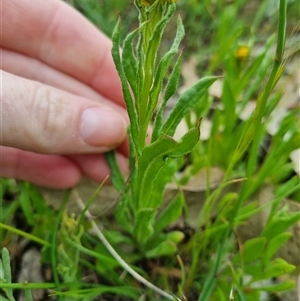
1;0;129;188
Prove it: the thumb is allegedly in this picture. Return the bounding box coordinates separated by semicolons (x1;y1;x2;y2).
1;71;128;154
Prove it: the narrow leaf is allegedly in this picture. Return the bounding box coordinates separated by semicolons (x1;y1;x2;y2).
253;258;295;281
133;208;155;244
114;193;132;233
147;16;185;122
0;259;4;280
111;19;139;153
263;232;292;265
145;3;176;71
162;76;218;136
163;53;183;104
147;160;179;210
122;28;139;98
133;122;200;209
105;150;125;191
1;248;14;300
154;192;184;234
2;248;11;284
145;239;177;258
24;290;34;301
19;183;34;226
152;53;183;142
242;237;266;263
262;211;300;240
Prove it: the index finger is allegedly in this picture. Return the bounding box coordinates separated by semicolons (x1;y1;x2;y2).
1;0;124;106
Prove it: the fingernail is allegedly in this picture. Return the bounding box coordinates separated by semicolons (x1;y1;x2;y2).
80;107;127;147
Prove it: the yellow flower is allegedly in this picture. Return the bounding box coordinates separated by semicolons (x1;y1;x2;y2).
234;45;250;61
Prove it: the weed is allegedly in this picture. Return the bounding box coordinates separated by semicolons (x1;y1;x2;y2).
1;0;299;300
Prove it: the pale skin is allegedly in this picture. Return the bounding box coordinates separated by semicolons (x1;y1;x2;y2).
1;0;129;188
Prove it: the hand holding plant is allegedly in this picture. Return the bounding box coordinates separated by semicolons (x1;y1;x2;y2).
1;0;298;300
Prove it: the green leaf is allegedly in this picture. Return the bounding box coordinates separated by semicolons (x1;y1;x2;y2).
114;193;132;233
242;237;266;263
146;159;179;210
136;4;176;128
236;286;248;301
275;175;300;200
0;248;14;300
162;76;218;136
19;183;35;226
133;142;189;244
145;3;176;71
243;262;263;277
145;239;177;258
122;27;139;99
147;15;185;123
105;150;125;191
133;208;155;245
163;53;183;103
0;259;4;281
154;192;184;234
250;280;295;292
262;211;300;240
262;232;292;264
253;258;295;281
216;286;227;301
152;53;183;142
145;231;184;258
2;248;11;284
166;230;185;244
24;290;34;301
133;121;200;210
235;201;266;224
27;185;50;216
111;18;139;154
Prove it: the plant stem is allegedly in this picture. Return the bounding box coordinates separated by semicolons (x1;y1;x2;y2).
0;223;50;247
0;283;56;289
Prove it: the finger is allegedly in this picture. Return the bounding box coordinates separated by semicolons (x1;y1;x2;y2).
2;0;123;105
0;146;81;188
1;49;128;121
68;153;128;184
116;137;130;158
1;71;128;154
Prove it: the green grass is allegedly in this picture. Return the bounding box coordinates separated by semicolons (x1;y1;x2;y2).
1;0;299;300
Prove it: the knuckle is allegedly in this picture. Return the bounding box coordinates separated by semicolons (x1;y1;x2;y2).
29;84;72;151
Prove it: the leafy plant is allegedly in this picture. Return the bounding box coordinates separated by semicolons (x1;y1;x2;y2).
1;0;299;300
107;0;217;258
